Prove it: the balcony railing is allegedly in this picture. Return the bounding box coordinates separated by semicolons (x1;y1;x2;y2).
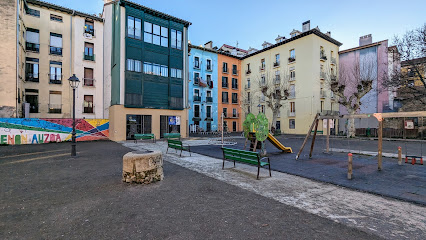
48;104;62;114
222;68;228;73
289;76;296;82
245;84;250;89
26;42;40;52
26;73;39;82
194;64;200;69
206;97;213;103
49;74;62;84
320;72;326;79
259;66;265;71
232;69;238;76
83;104;94;113
232;99;238;104
84;53;95;61
288;57;296;63
222;83;228;88
320;90;326;98
206;66;212;72
232;84;238;90
50;46;63;55
274;75;281;84
273;61;280;67
246;69;251;75
84;78;95;86
287;110;296;117
84;26;95;36
193;96;201;102
224;112;239;118
222;99;229;104
331;57;336;65
320;53;327;61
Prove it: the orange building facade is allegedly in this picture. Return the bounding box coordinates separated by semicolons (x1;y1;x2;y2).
217;53;242;132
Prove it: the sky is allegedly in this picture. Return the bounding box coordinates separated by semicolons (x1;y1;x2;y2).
49;0;425;51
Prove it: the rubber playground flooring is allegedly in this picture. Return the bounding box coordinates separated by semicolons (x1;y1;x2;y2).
190;137;426;205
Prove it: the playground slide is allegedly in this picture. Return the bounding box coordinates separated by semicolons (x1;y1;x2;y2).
267;133;293;153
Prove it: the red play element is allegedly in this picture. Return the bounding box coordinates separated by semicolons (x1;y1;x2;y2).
405;156;424;165
348;153;352;156
75;120;95;132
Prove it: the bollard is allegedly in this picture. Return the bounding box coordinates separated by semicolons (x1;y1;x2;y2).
348;153;353;180
398;146;402;165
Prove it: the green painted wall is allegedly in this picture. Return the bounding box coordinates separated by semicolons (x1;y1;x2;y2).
123;5;185;110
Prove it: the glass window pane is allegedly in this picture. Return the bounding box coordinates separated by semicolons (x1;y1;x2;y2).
161;37;168;47
135;18;141;40
177;31;182;50
144;22;152;33
153;64;160;75
171;68;176;78
161;27;168;37
177;69;182;79
144;62;152;74
171;30;177;48
128;16;134;38
135;60;141;72
153;24;160;35
153;35;160;45
161;65;168;77
144;33;152;43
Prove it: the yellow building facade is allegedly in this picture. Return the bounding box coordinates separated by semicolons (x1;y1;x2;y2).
241;26;342;134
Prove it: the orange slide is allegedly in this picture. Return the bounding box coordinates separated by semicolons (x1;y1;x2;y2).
267;133;293;153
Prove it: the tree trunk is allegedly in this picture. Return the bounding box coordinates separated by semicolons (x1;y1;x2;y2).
271;109;278;132
347;110;356;138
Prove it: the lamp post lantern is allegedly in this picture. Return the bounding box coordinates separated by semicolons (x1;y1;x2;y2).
68;74;80;156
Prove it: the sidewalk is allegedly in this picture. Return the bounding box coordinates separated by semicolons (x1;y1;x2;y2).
124;140;426;240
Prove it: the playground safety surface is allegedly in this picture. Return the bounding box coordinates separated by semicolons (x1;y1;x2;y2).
190;136;426;205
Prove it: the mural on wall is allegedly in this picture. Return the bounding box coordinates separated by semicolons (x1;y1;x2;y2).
0;118;109;145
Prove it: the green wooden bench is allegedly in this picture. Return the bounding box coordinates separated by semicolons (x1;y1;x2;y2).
221;147;271;180
311;130;324;134
166;139;191;157
134;133;155;143
163;133;181;140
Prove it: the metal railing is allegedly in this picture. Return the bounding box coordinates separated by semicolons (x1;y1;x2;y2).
259;66;265;71
232;69;238;75
288;57;296;63
289;76;296;81
206;97;213;103
273;61;280;67
49;74;62;84
48;104;62;114
26;42;40;52
287;110;296;117
320;53;327;60
83;53;95;61
84;78;95;86
193;96;201;102
26;73;39;82
50;46;62;55
83;104;94;113
246;69;251;75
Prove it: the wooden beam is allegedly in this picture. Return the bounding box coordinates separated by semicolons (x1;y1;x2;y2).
309;118;320;158
296;113;319;160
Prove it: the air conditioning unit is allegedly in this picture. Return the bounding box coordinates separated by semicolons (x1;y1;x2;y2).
83;33;93;39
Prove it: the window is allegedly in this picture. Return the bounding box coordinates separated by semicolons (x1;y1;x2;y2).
222;92;229;103
194;72;200;84
127;59;135;71
207;59;212;70
223;120;228;131
246;63;251;74
206;91;212;103
206;74;212;87
274;54;280;66
276;121;281;130
26;28;40;52
50;33;62;55
161;65;168;77
247;78;250;89
127;16;141;40
50;14;62;22
290;70;296;81
233;121;237;132
171;29;182;50
320;46;326;60
261;105;265;113
126;115;152;140
223;62;228;73
289;85;295;98
84;42;94;61
84;95;94;113
275;70;280;82
171;68;182;79
153;64;161;75
223;108;228;117
49;61;62;84
26;8;40;17
261;75;266;85
289;49;295;62
222;77;228;88
142;62;166;76
85;19;95;36
48;91;62;114
261;59;265;70
321;101;324;112
232;78;238;89
144;22;168;47
289;119;295;129
194;105;200;118
232;93;238;104
290;102;295;113
206;106;212;118
25;89;39;113
84;68;94;86
194;57;200;68
232;108;237;117
232;65;238;75
247;92;251;102
25;58;39;82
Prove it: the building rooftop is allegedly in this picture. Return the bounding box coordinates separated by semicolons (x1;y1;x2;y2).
26;0;103;21
189;44;240;59
339;40;387;54
401;57;426;67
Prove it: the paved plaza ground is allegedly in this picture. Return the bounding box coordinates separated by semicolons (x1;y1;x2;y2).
0;141;386;239
189;135;426;205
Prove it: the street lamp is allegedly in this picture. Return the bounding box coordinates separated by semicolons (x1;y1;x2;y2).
68;74;80;156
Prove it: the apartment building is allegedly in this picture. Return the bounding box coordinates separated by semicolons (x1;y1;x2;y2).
0;0;104;119
188;42;219;132
103;0;191;141
218;48;243;132
241;21;342;134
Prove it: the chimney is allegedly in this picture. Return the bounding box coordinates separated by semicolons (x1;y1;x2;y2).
204;41;213;49
302;20;310;32
326;31;331;37
359;34;372;46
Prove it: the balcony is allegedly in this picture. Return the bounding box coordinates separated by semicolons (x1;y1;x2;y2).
289;76;296;82
246;69;251;75
26;73;39;82
222;68;228;74
232;99;238;104
26;42;40;52
222;99;229;104
273;61;280;67
50;46;63;56
232;69;238;76
288;110;296;117
274;76;281;84
331;57;336;65
194;64;200;69
232;84;238;90
259;66;265;72
224;112;239;119
49;74;62;84
83;78;95;86
206;97;213;103
83;104;94;113
193;96;201;102
206;66;213;72
48;104;62;114
320;52;327;61
84;53;95;61
207;80;213;88
288;57;296;63
320;71;326;79
222;83;228;88
320;90;326;98
288;93;295;99
84;26;95;36
245;84;250;90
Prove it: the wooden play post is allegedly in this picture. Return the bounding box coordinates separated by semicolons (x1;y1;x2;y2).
398;146;402;165
309;118;320;158
348;153;353;180
378;119;383;171
296;113;320;160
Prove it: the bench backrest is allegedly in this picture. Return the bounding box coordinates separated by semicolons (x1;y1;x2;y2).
222;147;259;164
134;133;154;138
167;139;182;147
164;133;181;139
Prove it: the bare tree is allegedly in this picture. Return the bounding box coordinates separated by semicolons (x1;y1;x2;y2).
384;24;426;110
326;55;376;137
250;70;290;131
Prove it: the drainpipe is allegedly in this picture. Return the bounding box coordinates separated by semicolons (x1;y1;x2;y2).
102;19;105;119
16;0;20;117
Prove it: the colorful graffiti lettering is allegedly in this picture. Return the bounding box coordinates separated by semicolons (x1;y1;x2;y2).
0;118;109;145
